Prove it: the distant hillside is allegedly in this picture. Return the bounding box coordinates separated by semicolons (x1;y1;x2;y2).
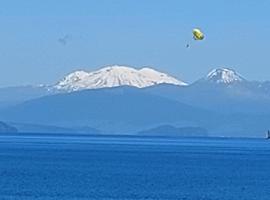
1;67;270;137
138;125;208;137
0;86;212;134
0;121;18;133
0;85;54;109
144;68;270;114
9;123;101;135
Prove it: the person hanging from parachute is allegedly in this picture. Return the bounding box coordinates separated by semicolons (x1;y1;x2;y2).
186;28;204;48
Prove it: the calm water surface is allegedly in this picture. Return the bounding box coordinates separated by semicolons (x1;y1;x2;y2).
0;134;269;200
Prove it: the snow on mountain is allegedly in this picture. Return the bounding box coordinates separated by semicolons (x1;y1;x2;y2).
55;65;187;91
205;68;245;84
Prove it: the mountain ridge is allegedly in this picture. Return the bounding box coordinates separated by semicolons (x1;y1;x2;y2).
0;86;213;134
205;68;245;84
55;65;187;91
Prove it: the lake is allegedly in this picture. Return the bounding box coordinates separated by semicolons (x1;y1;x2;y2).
0;134;269;200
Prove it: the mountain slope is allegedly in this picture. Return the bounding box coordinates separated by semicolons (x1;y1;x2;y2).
144;67;270;114
1;66;270;137
0;85;54;109
138;125;208;136
204;68;245;84
0;121;18;133
0;86;211;133
1;85;268;137
55;65;187;91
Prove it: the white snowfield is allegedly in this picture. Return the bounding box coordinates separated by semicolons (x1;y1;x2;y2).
55;65;187;91
206;68;245;84
54;66;243;92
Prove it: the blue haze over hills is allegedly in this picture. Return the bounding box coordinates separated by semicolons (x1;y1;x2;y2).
0;66;270;138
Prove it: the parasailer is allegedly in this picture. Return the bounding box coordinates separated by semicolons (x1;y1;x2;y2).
192;28;204;40
186;28;205;48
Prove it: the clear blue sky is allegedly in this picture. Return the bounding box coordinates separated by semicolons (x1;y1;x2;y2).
0;0;270;86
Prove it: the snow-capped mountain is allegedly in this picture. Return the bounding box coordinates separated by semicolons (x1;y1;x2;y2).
205;68;245;84
55;65;187;91
3;65;270;137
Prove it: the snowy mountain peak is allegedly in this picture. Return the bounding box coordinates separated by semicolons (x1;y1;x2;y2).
206;68;245;84
55;65;187;91
61;70;89;82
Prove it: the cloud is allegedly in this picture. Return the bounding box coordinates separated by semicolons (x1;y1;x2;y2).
58;34;72;46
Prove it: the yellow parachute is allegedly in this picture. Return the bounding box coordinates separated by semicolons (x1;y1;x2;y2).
192;28;204;40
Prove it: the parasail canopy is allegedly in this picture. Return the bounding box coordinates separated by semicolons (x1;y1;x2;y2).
192;28;204;40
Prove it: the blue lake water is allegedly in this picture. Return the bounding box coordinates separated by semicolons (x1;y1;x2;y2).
0;134;270;200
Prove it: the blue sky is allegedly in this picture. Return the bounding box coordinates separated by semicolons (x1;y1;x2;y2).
0;0;270;86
